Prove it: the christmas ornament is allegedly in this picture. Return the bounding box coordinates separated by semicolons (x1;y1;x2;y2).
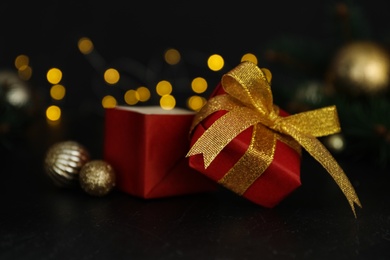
44;141;90;188
326;41;390;97
79;160;116;197
0;71;31;110
322;133;346;154
262;2;390;169
0;70;34;147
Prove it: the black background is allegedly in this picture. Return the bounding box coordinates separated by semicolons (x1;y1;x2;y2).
1;0;390;112
1;1;390;259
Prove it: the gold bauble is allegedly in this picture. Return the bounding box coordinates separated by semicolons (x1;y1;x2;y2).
326;41;390;97
44;141;90;188
79;160;116;197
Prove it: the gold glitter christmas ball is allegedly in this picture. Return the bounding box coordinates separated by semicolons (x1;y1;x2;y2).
79;160;116;197
44;140;90;188
326;41;390;97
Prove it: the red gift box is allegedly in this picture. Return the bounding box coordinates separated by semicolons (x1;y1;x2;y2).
187;61;361;217
188;84;302;208
103;106;217;199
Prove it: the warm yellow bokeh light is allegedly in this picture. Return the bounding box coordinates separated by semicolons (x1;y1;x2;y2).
191;77;208;94
261;68;272;83
104;68;120;85
46;105;61;121
164;48;181;65
156;80;172;96
187;95;206;111
136;86;151;102
124;89;139;105
160;95;176;110
78;37;94;54
14;54;29;70
207;54;224;71
47;68;63;84
50;84;66;100
102;95;117;108
18;65;32;80
241;53;258;65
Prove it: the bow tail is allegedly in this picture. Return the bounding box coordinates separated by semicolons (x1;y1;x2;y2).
282;125;362;217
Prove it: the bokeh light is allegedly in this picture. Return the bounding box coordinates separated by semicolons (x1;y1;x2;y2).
47;68;63;84
46;105;61;121
136;86;151;102
104;68;120;85
187;95;207;111
164;48;181;65
156;80;172;96
191;77;208;94
207;54;224;71
241;53;258;64
50;84;66;100
102;95;117;108
124;89;139;105
14;54;29;70
18;65;32;80
78;37;94;54
160;95;176;110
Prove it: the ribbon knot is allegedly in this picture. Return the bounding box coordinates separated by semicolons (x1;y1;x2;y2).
267;111;284;130
187;61;362;217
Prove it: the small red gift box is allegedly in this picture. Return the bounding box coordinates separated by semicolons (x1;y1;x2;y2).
187;61;361;216
103;106;217;199
188;83;302;208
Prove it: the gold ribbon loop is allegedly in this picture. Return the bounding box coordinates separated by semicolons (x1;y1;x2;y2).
275;106;341;137
222;62;274;116
188;107;261;168
187;61;362;217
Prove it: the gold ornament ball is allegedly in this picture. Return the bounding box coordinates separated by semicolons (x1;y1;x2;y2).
44;140;90;188
79;160;116;197
326;41;390;97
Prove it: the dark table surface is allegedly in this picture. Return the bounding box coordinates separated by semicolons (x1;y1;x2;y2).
1;112;390;260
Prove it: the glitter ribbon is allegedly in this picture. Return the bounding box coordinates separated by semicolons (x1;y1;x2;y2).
187;61;362;217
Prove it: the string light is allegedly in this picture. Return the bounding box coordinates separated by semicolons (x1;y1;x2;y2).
241;53;258;65
156;80;172;96
104;68;120;85
191;77;208;94
102;95;117;108
124;90;139;105
14;35;260;115
46;105;61;121
47;68;63;85
14;54;29;69
136;86;151;102
160;94;176;110
4;37;262;130
18;66;32;81
50;84;66;100
14;54;32;80
187;95;207;111
164;48;181;65
78;37;94;54
207;54;224;71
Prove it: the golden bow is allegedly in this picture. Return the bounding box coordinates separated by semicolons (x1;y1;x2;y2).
186;61;362;217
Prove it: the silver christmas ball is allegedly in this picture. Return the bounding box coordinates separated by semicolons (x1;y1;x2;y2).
79;160;116;197
44;140;90;188
0;70;31;109
323;133;346;154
